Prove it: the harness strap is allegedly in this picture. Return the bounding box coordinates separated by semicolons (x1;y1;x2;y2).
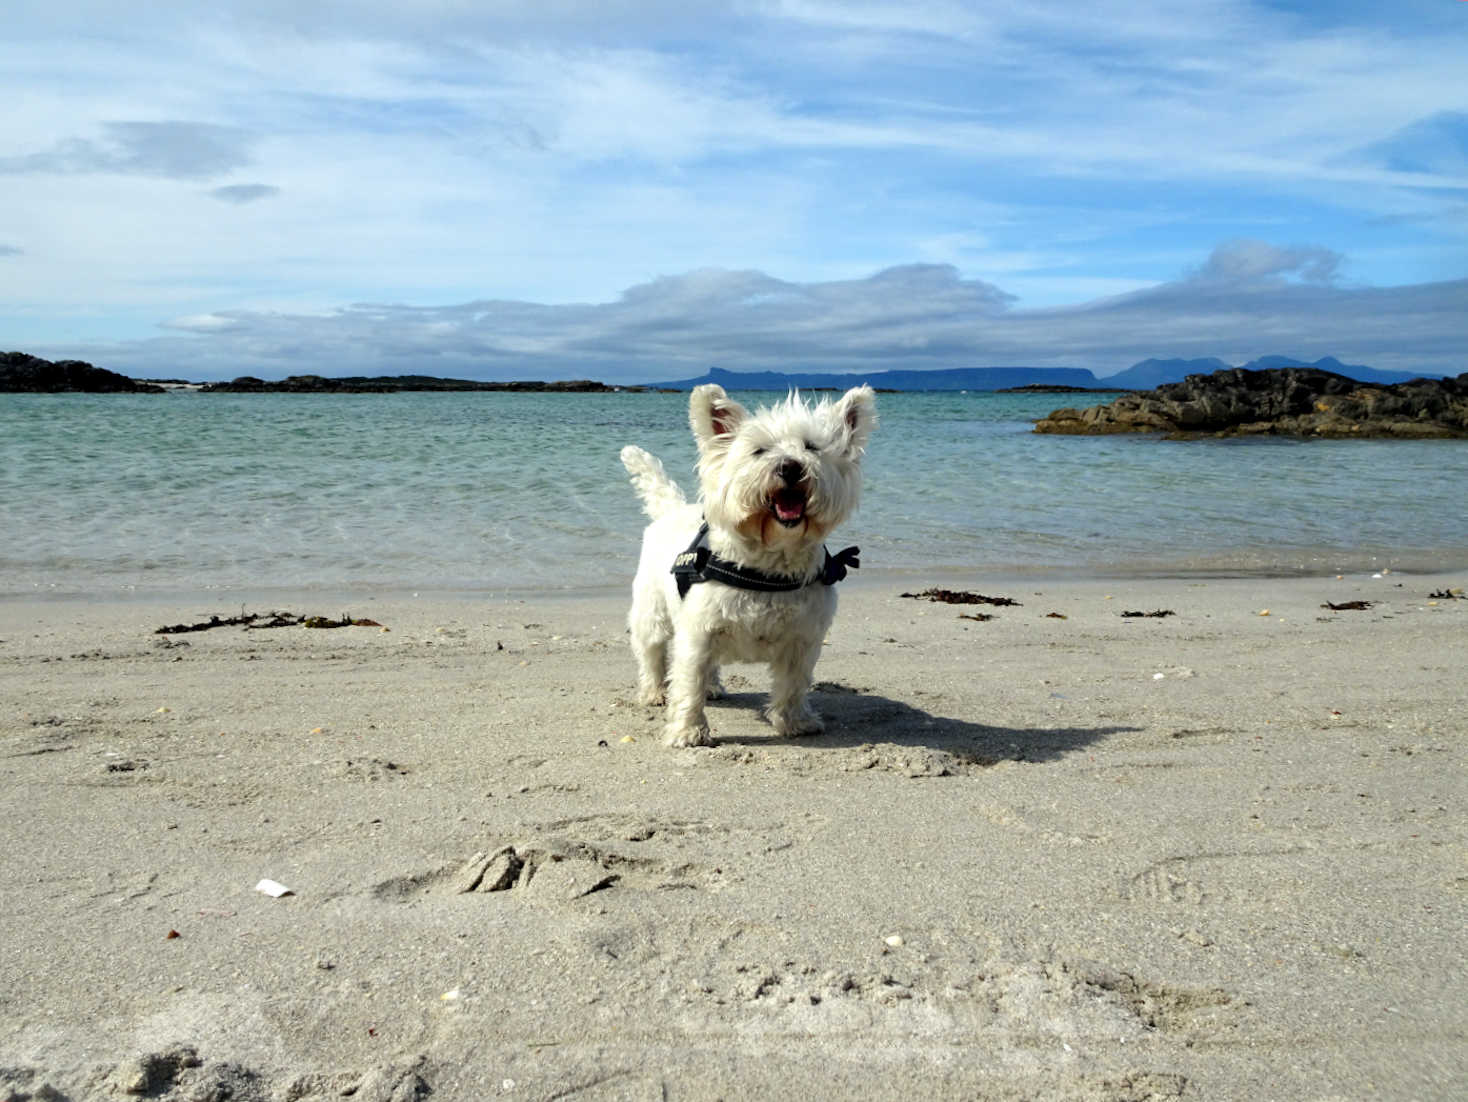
673;522;859;599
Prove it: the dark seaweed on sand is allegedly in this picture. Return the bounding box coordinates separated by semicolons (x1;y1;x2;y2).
156;613;269;634
901;588;1021;607
155;612;383;634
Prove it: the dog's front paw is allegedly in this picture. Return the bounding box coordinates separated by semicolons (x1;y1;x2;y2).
637;686;667;706
769;707;825;737
665;721;715;748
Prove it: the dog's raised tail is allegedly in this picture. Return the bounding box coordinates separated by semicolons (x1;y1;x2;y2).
620;445;686;520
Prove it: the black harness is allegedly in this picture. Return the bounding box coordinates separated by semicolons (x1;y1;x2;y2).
672;522;860;599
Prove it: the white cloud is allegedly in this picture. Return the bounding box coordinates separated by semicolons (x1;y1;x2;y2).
1193;240;1345;285
160;313;244;332
0;122;257;180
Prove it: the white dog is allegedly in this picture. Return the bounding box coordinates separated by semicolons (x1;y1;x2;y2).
620;383;876;747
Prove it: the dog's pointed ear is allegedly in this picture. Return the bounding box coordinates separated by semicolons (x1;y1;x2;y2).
833;385;877;457
690;384;749;452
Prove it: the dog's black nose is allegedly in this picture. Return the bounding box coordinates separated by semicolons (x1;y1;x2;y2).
777;459;804;485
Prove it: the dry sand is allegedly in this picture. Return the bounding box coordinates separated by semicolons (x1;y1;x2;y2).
1;571;1465;1101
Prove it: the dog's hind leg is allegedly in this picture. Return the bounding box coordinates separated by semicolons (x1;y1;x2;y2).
664;630;716;747
633;636;668;705
627;588;672;705
629;616;670;705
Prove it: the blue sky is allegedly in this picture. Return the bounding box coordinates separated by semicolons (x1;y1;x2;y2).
2;0;1466;382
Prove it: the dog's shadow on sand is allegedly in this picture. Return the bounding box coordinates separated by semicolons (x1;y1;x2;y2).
709;682;1137;767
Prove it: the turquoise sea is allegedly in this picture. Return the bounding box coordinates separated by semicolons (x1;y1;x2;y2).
3;389;1467;598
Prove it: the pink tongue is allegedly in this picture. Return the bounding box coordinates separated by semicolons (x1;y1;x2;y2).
774;491;805;521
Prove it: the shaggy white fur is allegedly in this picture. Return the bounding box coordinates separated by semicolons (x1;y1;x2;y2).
621;383;876;747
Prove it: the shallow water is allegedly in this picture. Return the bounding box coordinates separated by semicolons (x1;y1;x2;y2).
3;389;1466;597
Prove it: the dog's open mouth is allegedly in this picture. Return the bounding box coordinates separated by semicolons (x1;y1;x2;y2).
771;487;807;528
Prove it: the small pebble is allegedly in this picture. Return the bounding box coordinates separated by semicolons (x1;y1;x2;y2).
884;934;904;948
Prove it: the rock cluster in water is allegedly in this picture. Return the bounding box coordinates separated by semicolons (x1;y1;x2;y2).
0;352;637;394
1034;367;1468;439
199;375;629;393
0;351;163;393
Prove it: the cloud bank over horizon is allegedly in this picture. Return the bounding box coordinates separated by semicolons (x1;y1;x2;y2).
3;1;1466;379
65;242;1465;383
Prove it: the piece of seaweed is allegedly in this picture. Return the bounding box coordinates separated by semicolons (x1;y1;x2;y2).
300;615;383;629
900;588;1021;607
1121;609;1176;618
156;611;383;634
156;613;266;634
245;612;307;629
1321;600;1373;611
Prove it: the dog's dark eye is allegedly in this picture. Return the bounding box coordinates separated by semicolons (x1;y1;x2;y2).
752;447;767;456
805;440;819;452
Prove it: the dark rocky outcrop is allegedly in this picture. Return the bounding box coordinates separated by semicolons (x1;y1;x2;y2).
0;351;163;393
198;374;632;393
1034;367;1468;439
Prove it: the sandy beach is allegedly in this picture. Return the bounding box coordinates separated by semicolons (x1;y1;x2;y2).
2;571;1465;1101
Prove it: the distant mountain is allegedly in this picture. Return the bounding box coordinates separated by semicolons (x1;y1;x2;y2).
1234;356;1439;386
1100;355;1445;388
1100;358;1231;390
650;357;1448;393
645;365;1103;391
